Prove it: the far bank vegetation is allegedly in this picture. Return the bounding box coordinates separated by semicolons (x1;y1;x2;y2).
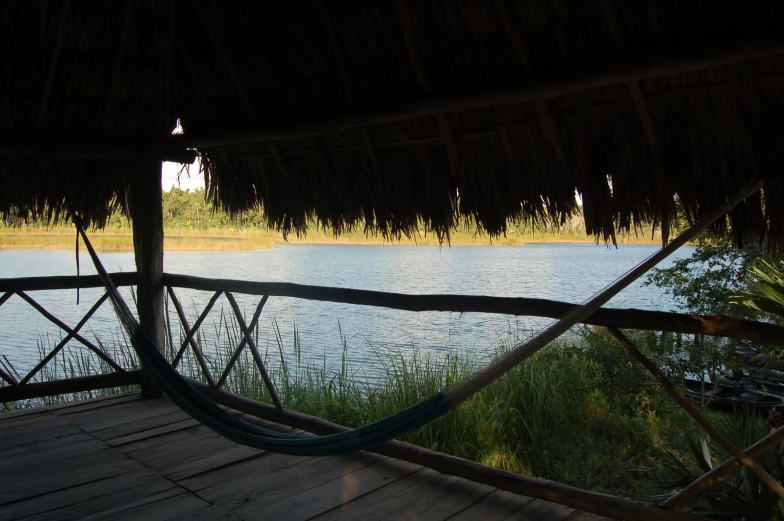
1;188;664;251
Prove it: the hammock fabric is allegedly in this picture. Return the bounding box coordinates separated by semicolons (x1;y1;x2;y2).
73;180;756;456
75;225;449;456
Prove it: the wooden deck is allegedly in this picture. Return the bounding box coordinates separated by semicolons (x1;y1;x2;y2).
1;393;611;521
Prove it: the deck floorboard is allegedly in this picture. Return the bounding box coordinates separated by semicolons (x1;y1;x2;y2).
0;394;614;520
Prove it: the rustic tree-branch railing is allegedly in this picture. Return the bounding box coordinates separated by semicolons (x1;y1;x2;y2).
2;271;784;520
3;271;784;402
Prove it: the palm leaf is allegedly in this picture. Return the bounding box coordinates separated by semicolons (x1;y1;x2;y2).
731;260;784;318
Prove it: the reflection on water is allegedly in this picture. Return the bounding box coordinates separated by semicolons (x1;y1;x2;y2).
0;244;692;379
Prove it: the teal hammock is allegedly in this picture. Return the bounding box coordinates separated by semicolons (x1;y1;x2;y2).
76;225;449;456
74;180;748;456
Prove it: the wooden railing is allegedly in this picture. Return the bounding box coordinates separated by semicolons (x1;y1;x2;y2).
0;273;141;402
3;271;784;520
3;271;784;404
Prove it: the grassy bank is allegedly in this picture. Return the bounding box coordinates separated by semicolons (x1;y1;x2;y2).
0;229;276;251
0;224;663;251
2;187;668;250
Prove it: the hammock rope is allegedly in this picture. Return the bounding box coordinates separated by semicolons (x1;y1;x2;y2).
74;180;760;456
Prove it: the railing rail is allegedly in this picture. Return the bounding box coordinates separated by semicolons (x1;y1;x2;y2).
163;273;784;344
0;272;138;292
3;271;784;405
0;273;139;402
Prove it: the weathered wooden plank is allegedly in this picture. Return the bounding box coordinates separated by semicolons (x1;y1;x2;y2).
244;458;422;521
166;504;245;521
127;434;243;475
186;452;380;512
2;439;114;477
229;454;385;515
76;489;208;521
565;511;616;521
123;437;227;473
67;401;180;433
88;408;191;441
54;392;142;415
86;409;190;439
1;469;166;520
166;444;267;481
120;424;223;457
0;410;66;429
0;456;139;505
357;474;494;521
310;468;442;520
507;498;575;521
0;392;137;424
105;403;247;449
106;417;201;446
60;396;165;424
0;407;52;422
0;409;68;427
1;435;108;467
235;412;307;434
446;489;536;521
0;419;81;448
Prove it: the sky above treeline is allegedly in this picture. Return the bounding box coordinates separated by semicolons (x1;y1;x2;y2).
162;161;203;192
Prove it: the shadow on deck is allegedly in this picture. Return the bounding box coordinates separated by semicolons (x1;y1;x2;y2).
1;393;610;521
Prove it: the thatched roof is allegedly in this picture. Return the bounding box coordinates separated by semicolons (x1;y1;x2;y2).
3;1;784;245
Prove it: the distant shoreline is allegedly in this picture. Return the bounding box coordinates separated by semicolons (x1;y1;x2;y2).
0;229;663;251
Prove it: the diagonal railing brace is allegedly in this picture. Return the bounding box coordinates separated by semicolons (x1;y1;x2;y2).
225;292;283;411
167;286;216;387
172;290;222;368
21;293;111;384
16;291;123;373
217;295;268;388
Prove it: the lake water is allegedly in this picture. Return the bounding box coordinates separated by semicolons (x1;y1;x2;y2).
0;243;692;381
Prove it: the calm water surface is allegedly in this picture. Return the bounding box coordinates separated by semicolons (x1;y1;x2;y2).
0;244;692;380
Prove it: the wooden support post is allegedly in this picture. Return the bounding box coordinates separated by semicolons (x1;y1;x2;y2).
131;159;166;398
